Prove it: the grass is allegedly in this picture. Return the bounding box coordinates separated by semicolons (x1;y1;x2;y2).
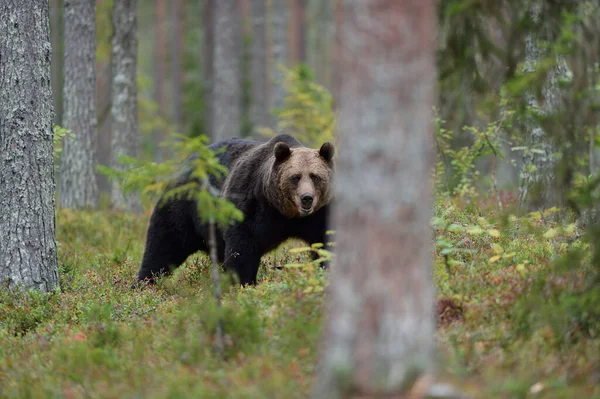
0;193;599;398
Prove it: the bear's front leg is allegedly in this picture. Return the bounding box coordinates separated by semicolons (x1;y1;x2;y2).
224;245;262;285
223;226;262;286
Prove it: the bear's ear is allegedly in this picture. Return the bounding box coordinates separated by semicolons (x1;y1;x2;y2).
319;142;335;163
274;142;291;162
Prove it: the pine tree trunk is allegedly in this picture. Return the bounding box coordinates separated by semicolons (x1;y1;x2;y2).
518;2;567;211
172;0;185;132
203;0;214;139
210;0;242;141
110;0;141;213
50;0;64;126
312;1;437;397
153;0;167;161
0;0;60;293
269;0;289;117
249;0;269;133
295;0;307;63
60;0;99;209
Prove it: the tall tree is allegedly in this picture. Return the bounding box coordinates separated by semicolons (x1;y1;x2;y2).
249;0;269;133
210;0;242;140
203;0;214;139
50;0;64;126
518;2;568;211
269;0;289;117
153;0;168;160
171;0;185;132
0;0;60;292
290;0;308;64
60;0;99;209
110;0;141;213
312;1;437;398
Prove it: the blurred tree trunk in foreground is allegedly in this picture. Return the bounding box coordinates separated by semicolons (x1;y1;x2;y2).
0;0;60;293
210;0;242;140
110;0;141;213
518;2;568;212
312;0;437;398
60;0;99;209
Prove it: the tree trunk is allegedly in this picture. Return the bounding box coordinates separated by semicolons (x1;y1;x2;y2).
60;0;99;209
110;0;141;213
249;0;269;133
0;0;60;293
312;1;437;398
290;0;307;64
210;0;242;141
153;0;167;160
50;0;64;126
203;0;214;139
518;2;567;212
269;0;289;117
171;0;185;132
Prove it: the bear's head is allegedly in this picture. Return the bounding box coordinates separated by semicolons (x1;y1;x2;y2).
270;141;335;218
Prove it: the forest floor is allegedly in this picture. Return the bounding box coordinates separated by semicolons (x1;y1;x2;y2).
0;193;599;399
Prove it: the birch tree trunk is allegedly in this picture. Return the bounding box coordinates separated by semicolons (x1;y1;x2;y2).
249;0;270;133
518;2;568;211
210;0;242;141
269;0;289;116
0;0;60;293
110;0;141;213
60;0;99;209
313;1;437;397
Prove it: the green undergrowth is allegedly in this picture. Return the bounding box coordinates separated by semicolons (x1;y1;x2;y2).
0;195;598;398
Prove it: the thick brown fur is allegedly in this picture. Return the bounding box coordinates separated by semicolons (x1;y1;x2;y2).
136;134;335;286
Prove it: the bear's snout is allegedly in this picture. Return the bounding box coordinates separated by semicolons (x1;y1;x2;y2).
300;194;314;210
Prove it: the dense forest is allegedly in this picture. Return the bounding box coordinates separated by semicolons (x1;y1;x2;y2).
1;0;600;398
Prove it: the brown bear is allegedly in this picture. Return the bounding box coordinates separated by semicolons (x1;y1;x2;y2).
136;134;335;286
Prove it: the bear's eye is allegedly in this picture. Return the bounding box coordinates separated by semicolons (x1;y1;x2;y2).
310;174;322;184
291;175;301;185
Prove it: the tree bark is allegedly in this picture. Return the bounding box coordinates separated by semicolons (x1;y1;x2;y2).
249;0;269;133
313;1;437;398
110;0;141;213
50;0;64;126
518;2;568;212
269;0;289;116
210;0;242;141
60;0;99;209
290;0;307;64
153;0;167;161
0;0;60;293
171;0;185;132
203;0;214;139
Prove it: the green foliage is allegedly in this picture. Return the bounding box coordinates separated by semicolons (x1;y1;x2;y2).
435;101;515;198
259;65;336;148
0;289;57;337
52;124;74;170
98;133;243;228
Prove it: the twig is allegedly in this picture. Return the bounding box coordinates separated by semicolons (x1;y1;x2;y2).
204;178;225;359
